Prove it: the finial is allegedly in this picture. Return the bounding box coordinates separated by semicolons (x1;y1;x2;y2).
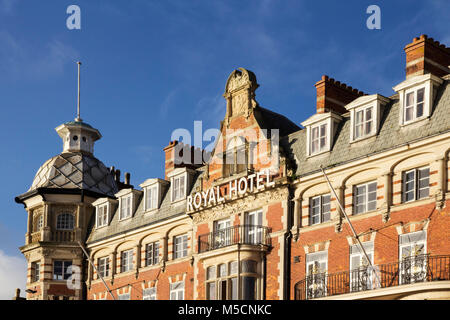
75;61;82;122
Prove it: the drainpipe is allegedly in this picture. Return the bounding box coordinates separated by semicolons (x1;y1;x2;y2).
283;186;294;300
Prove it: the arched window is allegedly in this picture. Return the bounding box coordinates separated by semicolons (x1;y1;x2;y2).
56;213;74;230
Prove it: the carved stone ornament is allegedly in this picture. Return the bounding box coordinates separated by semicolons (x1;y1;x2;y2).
435;189;445;210
41;248;55;257
192;186;289;224
226;69;251;93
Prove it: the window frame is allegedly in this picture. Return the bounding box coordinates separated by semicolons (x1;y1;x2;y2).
143;287;157;300
96;204;109;228
354;181;377;215
56;213;75;230
53;260;73;281
402;166;430;203
31;261;41;283
170;281;185;300
310;122;328;155
353;105;374;140
119;194;133;220
145;184;159;211
171;174;187;202
309;194;331;225
120;249;134;273
173;234;188;259
97;256;110;278
145;241;160;266
403;86;426;124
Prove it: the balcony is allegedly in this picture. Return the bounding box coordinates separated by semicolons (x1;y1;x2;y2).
294;255;450;300
51;230;75;242
198;225;271;253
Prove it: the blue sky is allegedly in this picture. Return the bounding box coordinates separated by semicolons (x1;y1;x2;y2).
0;0;449;297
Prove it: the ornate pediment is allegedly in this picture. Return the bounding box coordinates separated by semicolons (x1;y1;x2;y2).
223;68;259;122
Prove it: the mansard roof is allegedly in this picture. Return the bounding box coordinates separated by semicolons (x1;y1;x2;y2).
281;79;450;178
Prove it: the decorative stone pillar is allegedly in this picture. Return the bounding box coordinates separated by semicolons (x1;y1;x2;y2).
293;197;302;241
135;244;141;279
26;209;32;244
43;203;51;241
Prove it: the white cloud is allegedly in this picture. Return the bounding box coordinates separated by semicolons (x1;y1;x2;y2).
0;0;17;15
0;31;79;80
0;250;27;300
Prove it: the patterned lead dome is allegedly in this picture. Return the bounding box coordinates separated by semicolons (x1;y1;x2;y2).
29;152;118;197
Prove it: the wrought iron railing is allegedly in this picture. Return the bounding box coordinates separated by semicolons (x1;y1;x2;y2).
198;225;271;253
294;254;450;300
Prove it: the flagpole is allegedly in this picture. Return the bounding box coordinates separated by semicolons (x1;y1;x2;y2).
78;241;116;300
319;166;381;287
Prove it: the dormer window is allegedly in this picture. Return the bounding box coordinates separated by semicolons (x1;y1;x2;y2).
172;174;186;202
302;112;341;157
354;106;373;139
393;74;443;126
223;137;247;177
404;87;425;123
146;185;158;210
311;123;328;154
140;178;167;212
120;194;133;220
345;94;389;142
96;204;109;228
167;168;194;203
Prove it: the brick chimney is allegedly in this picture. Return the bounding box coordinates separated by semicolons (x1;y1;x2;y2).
314;75;366;114
163;140;208;180
404;34;450;79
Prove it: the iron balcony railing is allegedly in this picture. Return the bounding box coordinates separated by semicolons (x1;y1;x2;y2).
198;225;271;253
294;254;450;300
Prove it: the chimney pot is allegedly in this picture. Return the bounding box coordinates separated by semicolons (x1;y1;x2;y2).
125;172;130;185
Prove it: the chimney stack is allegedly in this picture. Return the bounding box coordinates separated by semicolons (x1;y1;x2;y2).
124;172;131;185
314;75;366;114
404;34;450;79
163;140;208;180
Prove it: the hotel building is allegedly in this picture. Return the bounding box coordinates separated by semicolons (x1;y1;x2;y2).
16;34;450;300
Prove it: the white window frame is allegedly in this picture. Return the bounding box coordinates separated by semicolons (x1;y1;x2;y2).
403;86;426;124
96;204;109;228
393;74;443;126
173;234;188;259
118;293;130;300
214;218;231;248
309;194;331;225
310;122;328;155
119;195;133;220
305;251;328;299
171;174;187;202
170;281;185;300
145;241;159;266
402;166;430;203
143;287;157;300
354;181;377;215
121;249;134;273
244;209;263;244
353;105;374;140
399;231;427;285
349;243;375;292
98;256;109;278
145;185;159;211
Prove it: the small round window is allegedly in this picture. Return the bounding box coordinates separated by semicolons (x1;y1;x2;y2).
82;137;87;142
73;135;78;141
